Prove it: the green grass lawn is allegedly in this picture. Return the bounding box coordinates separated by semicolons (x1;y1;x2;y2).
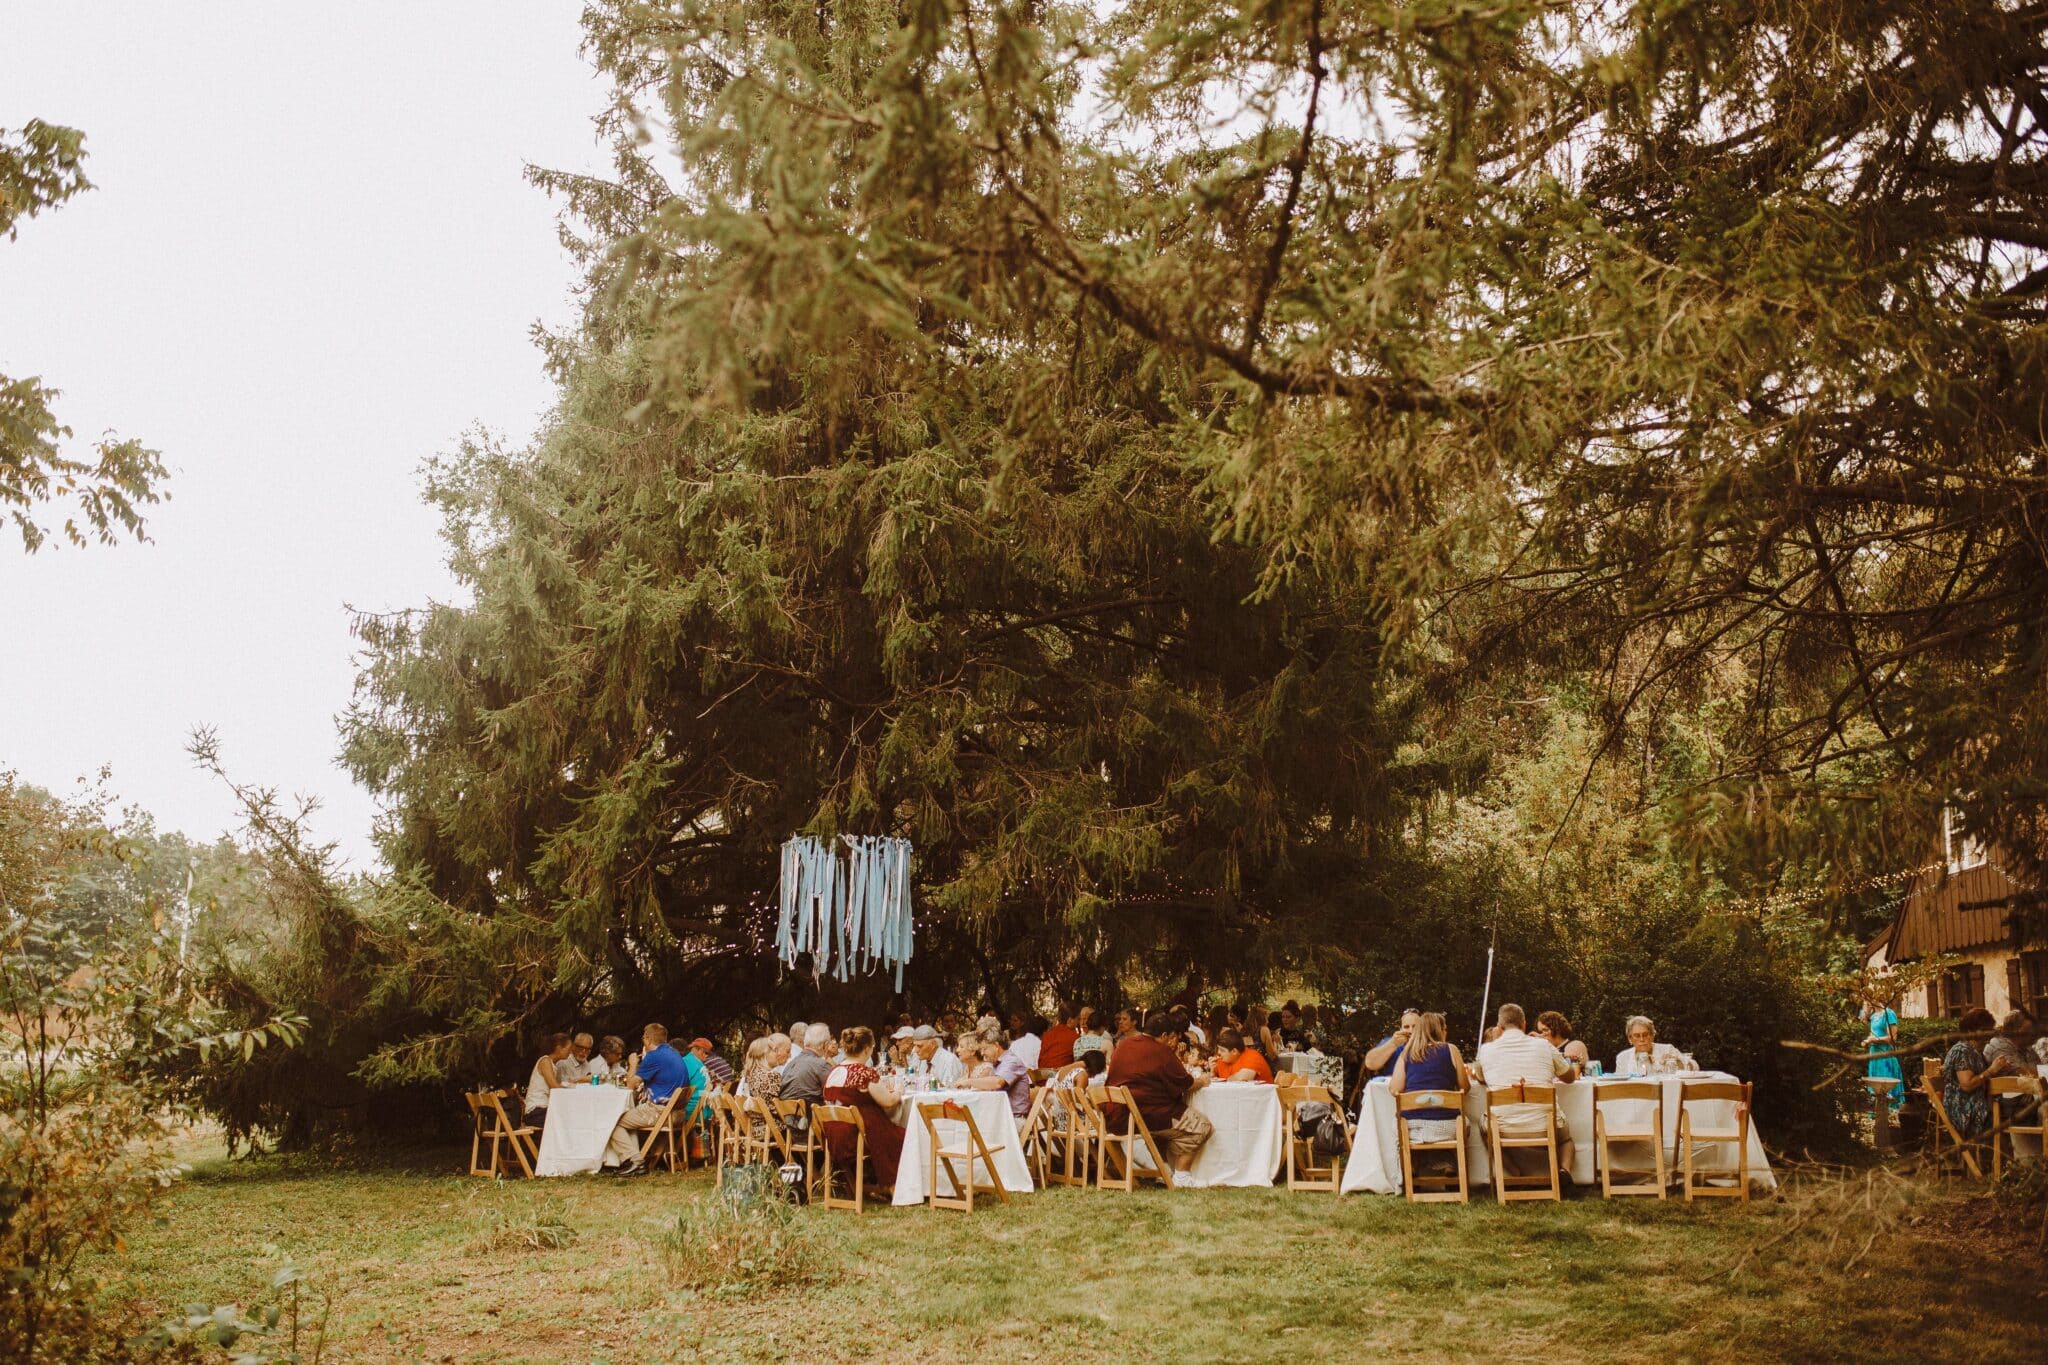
108;1138;2046;1364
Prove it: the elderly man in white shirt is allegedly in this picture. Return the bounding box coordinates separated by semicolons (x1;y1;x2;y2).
1474;1002;1578;1177
910;1025;966;1085
556;1032;596;1085
1614;1016;1692;1076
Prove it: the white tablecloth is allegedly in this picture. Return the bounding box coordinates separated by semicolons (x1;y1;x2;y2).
534;1085;632;1176
889;1089;1036;1206
1185;1082;1283;1186
1092;1080;1284;1187
1341;1073;1776;1195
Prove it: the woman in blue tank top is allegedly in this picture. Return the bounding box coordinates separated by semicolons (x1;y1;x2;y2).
1390;1012;1470;1145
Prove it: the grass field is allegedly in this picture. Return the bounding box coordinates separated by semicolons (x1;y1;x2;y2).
107;1138;2046;1364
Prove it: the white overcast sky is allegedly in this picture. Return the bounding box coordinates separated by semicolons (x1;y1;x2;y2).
1;4;607;866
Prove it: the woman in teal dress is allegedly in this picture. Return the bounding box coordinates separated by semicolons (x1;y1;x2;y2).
1865;995;1903;1112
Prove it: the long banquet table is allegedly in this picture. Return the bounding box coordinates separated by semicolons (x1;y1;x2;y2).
888;1088;1037;1205
1339;1072;1777;1195
534;1084;633;1176
1093;1079;1285;1187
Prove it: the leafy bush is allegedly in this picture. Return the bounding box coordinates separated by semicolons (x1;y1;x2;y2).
0;778;301;1362
658;1167;830;1296
132;1256;328;1364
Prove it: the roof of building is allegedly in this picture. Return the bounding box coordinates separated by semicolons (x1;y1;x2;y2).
1878;855;2029;961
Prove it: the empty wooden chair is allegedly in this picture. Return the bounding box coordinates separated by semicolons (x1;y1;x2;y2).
1282;1083;1350;1193
813;1102;869;1212
1096;1084;1175;1190
1594;1081;1667;1198
1677;1079;1752;1202
1053;1084;1106;1188
917;1099;1013;1212
1015;1085;1060;1185
1989;1076;2045;1178
465;1091;496;1176
711;1092;750;1183
1484;1081;1562;1203
481;1089;540;1178
1395;1088;1469;1203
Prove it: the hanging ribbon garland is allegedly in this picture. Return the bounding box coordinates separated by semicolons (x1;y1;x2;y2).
775;835;914;989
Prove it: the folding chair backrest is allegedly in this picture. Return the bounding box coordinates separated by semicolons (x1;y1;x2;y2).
813;1102;867;1212
1678;1080;1747;1108
1397;1088;1460;1115
1596;1080;1660;1105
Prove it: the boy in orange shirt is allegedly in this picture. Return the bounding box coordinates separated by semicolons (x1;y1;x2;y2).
1211;1029;1273;1082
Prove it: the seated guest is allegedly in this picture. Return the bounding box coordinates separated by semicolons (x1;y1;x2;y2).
1364;1009;1422;1079
1614;1016;1690;1076
691;1037;736;1089
777;1024;833;1131
1475;1003;1576;1176
955;1030;988;1076
911;1025;967;1085
1113;1008;1143;1047
821;1026;906;1191
604;1023;709;1172
1010;1014;1045;1070
963;1033;1033;1118
524;1032;574;1127
1536;1011;1592;1066
1273;1000;1312;1053
589;1034;627;1082
1943;1007;2011;1139
1078;1049;1107;1082
782;1023;807;1072
1390;1011;1469;1150
1173;1004;1207;1047
1243;1005;1272;1057
1039;1005;1080;1071
1985;1010;2035;1073
1073;1007;1112;1064
741;1033;789;1102
1103;1012;1215;1182
1212;1028;1274;1083
888;1026;918;1070
557;1032;596;1084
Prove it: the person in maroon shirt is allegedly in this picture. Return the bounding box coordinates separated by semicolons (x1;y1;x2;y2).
1038;1004;1080;1071
1103;1012;1213;1176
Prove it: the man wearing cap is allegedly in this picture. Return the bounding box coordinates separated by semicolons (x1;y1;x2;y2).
885;1025;916;1070
690;1037;736;1089
909;1025;966;1085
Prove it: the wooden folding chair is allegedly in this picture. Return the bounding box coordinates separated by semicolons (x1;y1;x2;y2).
711;1092;749;1184
1594;1081;1667;1198
1053;1085;1106;1188
628;1085;689;1173
1015;1085;1058;1185
1989;1076;2045;1178
466;1091;496;1176
1395;1088;1468;1203
1096;1084;1175;1190
1282;1084;1350;1193
1485;1082;1561;1203
1921;1056;1984;1177
482;1089;540;1178
774;1097;823;1197
1677;1079;1752;1202
813;1102;868;1212
917;1100;1013;1212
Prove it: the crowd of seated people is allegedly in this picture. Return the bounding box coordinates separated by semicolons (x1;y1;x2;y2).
516;993;1737;1190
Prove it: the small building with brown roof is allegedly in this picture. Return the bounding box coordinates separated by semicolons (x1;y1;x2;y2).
1867;823;2046;1020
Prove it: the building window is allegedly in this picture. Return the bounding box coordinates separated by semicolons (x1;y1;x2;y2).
1943;806;1987;874
1933;963;1986;1017
2015;952;2048;1021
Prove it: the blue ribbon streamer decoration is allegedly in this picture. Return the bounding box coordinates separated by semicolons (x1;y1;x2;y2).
775;835;913;986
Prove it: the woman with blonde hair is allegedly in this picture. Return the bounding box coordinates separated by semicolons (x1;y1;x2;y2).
1389;1012;1469;1147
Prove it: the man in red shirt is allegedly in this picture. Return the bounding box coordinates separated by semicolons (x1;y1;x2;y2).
1211;1028;1273;1083
1038;1004;1080;1071
1103;1012;1214;1179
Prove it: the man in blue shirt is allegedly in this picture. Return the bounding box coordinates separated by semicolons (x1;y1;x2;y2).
604;1023;707;1173
1363;1009;1421;1080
